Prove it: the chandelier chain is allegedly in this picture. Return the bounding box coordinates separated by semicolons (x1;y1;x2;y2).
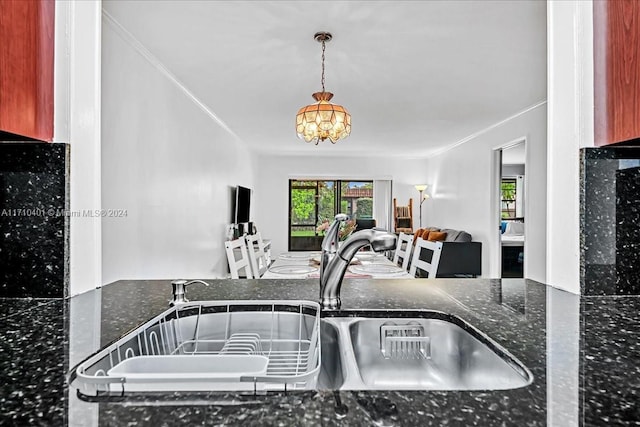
321;39;326;93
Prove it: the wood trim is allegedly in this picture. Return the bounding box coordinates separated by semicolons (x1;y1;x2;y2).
594;0;640;146
0;0;54;142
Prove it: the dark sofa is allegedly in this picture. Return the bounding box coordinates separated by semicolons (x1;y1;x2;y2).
355;218;377;230
416;227;482;278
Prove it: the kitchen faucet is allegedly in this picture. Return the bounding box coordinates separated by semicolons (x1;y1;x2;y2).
319;219;397;310
319;213;349;285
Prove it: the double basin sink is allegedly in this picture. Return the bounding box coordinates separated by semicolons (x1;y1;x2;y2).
70;300;532;396
319;310;532;390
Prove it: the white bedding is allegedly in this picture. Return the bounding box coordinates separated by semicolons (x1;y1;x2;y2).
502;221;524;246
502;234;524;246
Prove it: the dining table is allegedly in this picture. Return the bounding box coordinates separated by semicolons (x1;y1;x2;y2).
260;250;413;279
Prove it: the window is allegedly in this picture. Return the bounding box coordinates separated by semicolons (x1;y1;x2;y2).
339;181;373;220
288;180;373;250
501;179;517;218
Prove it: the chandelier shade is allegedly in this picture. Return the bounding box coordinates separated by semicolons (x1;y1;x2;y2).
296;92;351;143
296;32;351;144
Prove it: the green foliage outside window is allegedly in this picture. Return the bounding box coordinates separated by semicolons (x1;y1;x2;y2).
355;198;373;218
318;182;335;222
291;189;315;224
501;179;517;218
340;200;348;214
289;180;375;245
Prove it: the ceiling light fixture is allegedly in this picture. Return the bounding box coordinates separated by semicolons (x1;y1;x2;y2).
296;32;351;144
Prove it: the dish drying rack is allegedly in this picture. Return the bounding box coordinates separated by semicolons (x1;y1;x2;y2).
72;300;321;395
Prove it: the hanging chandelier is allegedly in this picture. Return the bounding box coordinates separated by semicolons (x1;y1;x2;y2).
296;32;351;144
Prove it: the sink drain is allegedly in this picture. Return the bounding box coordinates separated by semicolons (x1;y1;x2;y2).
380;322;431;360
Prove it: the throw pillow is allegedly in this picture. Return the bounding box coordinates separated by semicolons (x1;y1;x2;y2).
413;229;424;245
421;230;431;241
427;231;447;241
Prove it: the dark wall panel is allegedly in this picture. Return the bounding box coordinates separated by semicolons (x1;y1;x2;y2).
581;147;640;295
0;142;69;297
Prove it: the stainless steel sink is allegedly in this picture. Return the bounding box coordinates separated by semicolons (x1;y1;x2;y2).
70;302;531;396
321;310;532;391
316;320;345;390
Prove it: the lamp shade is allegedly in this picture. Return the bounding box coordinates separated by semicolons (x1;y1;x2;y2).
296;92;351;144
414;184;428;192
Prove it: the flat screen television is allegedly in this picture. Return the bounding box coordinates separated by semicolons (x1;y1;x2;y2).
235;185;251;223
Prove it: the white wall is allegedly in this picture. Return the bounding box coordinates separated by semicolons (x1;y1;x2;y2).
101;15;254;285
546;0;594;294
502;164;525;176
424;103;547;281
55;1;589;294
252;155;429;257
54;0;103;296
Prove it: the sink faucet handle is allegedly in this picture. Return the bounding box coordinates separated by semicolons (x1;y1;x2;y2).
170;279;210;306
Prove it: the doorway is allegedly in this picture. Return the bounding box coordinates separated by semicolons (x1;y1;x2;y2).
496;141;526;278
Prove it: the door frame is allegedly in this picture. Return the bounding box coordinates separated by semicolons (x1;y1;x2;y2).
491;137;528;278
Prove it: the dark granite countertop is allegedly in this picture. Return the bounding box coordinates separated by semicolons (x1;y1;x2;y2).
1;278;639;426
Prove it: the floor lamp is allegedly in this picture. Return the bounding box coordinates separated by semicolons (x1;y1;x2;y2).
414;184;430;228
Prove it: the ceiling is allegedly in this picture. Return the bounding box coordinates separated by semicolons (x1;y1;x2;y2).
103;1;547;158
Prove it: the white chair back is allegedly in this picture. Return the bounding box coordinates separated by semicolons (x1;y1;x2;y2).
246;233;268;278
392;232;414;270
409;238;443;278
255;232;271;267
224;236;254;279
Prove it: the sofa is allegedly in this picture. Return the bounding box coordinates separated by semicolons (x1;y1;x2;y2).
413;227;482;278
355;218;377;231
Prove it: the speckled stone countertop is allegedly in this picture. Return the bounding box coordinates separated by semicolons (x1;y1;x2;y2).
2;278;639;426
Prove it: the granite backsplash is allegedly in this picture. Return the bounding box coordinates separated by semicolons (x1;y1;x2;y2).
0;142;69;298
581;147;640;295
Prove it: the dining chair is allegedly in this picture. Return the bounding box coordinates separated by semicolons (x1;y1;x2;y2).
224;236;254;279
255;232;272;267
409;238;443;278
392;232;415;270
246;233;269;278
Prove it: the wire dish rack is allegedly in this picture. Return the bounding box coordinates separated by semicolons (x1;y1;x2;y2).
72;300;321;395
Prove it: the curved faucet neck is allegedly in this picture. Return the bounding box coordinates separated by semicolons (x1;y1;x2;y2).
319;214;349;293
319;228;397;310
321;214;348;253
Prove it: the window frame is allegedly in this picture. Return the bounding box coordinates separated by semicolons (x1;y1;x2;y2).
500;178;518;219
288;179;374;251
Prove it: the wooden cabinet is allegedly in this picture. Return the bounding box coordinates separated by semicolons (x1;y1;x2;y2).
594;0;640;146
0;0;54;142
